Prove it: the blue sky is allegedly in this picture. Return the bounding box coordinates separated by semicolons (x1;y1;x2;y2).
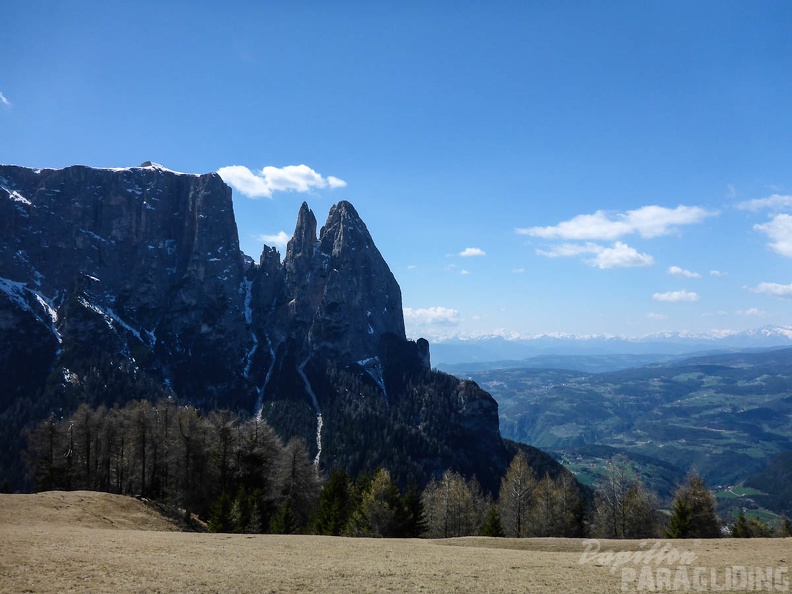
3;1;791;340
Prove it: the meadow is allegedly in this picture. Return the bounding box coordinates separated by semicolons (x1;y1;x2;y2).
1;491;788;593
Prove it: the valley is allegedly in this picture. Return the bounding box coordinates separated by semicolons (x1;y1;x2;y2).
457;348;792;515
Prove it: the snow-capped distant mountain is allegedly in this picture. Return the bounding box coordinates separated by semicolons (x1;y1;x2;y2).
430;326;792;365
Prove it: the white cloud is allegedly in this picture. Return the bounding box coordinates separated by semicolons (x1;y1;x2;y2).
403;307;460;325
406;265;417;270
709;270;725;277
536;243;596;258
647;312;668;320
512;268;525;274
256;231;289;248
537;241;654;269
736;308;768;317
749;282;792;299
460;269;471;276
754;214;792;257
459;247;486;257
0;92;10;108
592;243;654;269
327;176;347;189
668;265;701;279
652;290;700;302
517;205;717;240
217;164;347;199
736;194;792;212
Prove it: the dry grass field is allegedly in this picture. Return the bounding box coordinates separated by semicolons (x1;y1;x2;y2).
1;491;789;593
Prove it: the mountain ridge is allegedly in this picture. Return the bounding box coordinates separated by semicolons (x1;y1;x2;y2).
0;162;522;493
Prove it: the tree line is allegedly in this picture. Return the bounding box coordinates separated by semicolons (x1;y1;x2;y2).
25;400;791;538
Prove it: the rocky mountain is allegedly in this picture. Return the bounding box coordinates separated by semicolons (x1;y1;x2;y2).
0;162;522;492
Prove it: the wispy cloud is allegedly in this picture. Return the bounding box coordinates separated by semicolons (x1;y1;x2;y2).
460;269;471;276
668;265;701;279
459;247;486;257
403;306;463;340
256;231;289;248
652;290;699;302
709;270;725;277
736;308;768;317
647;312;668;320
754;214;792;257
749;282;792;299
736;194;792;212
0;91;11;108
517;205;717;241
217;164;347;199
403;307;460;325
537;241;654;269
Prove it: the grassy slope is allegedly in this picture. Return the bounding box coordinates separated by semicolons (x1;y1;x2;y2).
1;491;790;594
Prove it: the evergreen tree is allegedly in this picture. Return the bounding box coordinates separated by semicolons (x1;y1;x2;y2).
747;516;773;537
481;505;504;537
731;510;750;538
666;496;692;538
666;471;720;538
208;491;234;533
313;468;352;536
731;511;772;538
395;485;426;538
270;499;300;534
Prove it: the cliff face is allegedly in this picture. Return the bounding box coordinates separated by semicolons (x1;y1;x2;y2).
0;162;250;406
0;163;508;492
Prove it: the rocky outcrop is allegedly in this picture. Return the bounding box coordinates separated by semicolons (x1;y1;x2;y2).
0;162;250;407
0;163;509;493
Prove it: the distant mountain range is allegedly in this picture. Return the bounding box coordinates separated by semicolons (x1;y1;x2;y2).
432;326;792;370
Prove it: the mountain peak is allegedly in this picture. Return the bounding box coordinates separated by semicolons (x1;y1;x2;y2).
285;202;318;267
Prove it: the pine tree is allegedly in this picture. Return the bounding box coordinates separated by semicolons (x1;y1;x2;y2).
732;510;750;538
313;468;352;536
208;491;234;533
666;471;720;538
395;485;426;538
270;499;300;534
481;505;504;537
666;496;692;538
